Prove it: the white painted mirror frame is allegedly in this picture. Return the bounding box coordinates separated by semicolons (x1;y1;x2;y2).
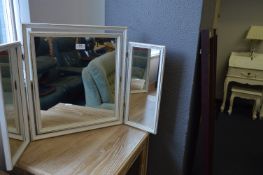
22;23;128;140
124;42;166;134
0;42;30;170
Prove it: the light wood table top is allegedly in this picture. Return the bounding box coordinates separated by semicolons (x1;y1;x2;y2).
14;125;149;175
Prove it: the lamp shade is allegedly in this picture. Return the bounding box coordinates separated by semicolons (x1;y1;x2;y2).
246;26;263;40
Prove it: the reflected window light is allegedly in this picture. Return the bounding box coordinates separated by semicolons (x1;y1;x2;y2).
0;0;16;43
151;48;160;57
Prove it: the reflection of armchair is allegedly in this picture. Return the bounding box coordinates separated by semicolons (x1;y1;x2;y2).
131;56;148;91
132;56;147;79
82;51;115;109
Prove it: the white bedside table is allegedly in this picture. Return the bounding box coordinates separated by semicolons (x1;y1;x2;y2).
221;52;263;112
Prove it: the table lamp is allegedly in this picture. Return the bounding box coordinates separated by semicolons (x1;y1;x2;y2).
246;26;263;59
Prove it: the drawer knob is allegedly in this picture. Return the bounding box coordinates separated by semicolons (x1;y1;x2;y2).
241;72;257;78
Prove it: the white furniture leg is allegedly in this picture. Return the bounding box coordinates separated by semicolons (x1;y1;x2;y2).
260;104;263;120
228;93;235;115
221;78;230;112
253;98;261;120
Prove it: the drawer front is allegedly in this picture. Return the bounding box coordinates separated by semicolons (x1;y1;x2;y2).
228;67;263;80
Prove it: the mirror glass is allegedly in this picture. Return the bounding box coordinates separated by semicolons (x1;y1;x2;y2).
126;42;165;134
29;32;121;135
0;50;20;135
0;42;29;170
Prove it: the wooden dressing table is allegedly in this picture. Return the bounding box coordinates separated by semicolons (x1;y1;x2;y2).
0;25;165;175
9;125;149;175
221;52;263;112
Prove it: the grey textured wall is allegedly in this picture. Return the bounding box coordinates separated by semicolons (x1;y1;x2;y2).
29;0;105;25
106;1;203;174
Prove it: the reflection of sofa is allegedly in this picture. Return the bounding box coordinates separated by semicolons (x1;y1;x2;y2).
82;51;115;109
0;54;13;104
52;37;89;75
34;38;83;110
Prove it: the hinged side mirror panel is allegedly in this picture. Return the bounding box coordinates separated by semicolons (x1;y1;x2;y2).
124;42;166;134
0;42;30;170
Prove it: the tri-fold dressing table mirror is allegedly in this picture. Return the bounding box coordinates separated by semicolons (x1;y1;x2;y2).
0;23;165;171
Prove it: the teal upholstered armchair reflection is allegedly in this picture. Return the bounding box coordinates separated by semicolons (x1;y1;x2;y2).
132;56;147;79
82;51;115;110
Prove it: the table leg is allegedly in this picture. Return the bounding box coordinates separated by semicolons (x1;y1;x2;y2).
260;104;263;120
221;77;230;112
253;98;260;120
260;94;263;120
139;137;149;175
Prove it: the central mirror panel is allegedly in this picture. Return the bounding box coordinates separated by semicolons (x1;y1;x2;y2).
28;32;122;138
